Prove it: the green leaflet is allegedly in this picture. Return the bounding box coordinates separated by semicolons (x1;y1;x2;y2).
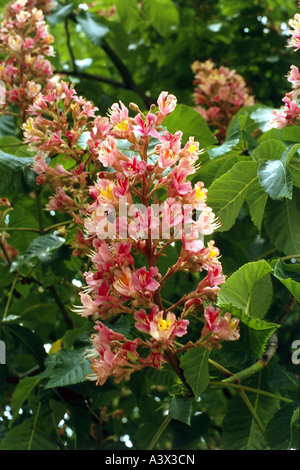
218;304;280;358
217;260;273;318
258;158;293;200
264;187;300;256
169;395;192;425
222;374;279;450
76;11;110;45
180;347;210;400
11;234;66;271
0;150;36;198
207;160;259;231
43;348;92;389
142;0;179;37
272;259;300;303
266;402;299;450
10;376;41;425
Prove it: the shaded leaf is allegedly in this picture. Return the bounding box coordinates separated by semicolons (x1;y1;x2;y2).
264;188;300;256
272;259;300;302
0;150;36;198
169;395;192;425
266;402;298;450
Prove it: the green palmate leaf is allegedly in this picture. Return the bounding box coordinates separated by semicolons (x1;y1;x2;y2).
272;259;300;302
219;304;279;358
180;347;210;400
258;157;293;200
77;12;109;45
163;104;216;148
207;161;259;232
143;0;179;36
266;402;299;450
169;396;192;425
217;260;272;318
10;376;41;425
0;150;36;198
44;348;91;389
264;188;300;256
11;234;66;270
4;324;47;368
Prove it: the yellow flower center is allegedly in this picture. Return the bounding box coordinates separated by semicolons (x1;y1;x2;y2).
158;317;171;331
116;120;129;132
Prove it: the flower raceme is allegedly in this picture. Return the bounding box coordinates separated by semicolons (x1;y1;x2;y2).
68;91;240;386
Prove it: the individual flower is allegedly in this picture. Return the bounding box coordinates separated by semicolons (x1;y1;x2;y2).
200;306;240;349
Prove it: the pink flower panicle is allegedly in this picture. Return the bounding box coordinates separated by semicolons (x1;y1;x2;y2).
70;90;240;385
269;12;300;129
191;59;254;141
0;0;56;119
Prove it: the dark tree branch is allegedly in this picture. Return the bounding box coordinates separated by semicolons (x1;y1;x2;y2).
63;12;154;108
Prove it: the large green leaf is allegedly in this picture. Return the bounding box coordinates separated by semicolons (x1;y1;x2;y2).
207;161;259;232
264;188;300;256
143;0;179;36
163;104;217;148
272;259;300;302
217;260;273;318
180;347;210;400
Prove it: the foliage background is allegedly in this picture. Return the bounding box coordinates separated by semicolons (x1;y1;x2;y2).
0;0;299;451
